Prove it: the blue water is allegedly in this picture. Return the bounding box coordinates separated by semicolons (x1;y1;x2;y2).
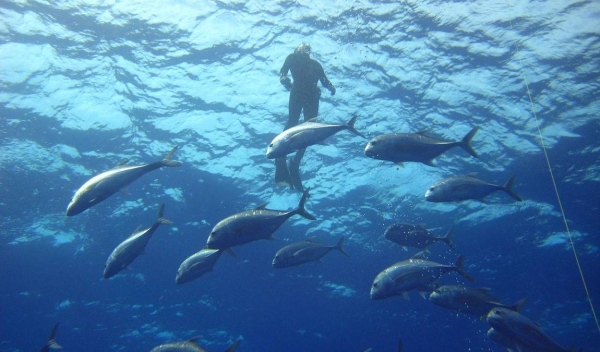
1;0;600;351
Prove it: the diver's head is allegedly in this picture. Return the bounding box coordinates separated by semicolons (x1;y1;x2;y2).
294;43;311;57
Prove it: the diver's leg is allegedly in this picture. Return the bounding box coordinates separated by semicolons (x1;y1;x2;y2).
303;88;320;121
275;89;302;187
288;147;306;192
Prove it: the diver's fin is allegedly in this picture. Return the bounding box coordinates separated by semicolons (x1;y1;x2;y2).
288;149;305;192
274;157;292;188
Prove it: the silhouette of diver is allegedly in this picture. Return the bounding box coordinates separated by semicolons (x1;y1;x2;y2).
276;43;336;191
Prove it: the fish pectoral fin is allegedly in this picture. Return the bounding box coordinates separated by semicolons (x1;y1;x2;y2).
119;187;131;195
401;292;410;301
226;248;237;258
292;248;311;257
418;291;429;299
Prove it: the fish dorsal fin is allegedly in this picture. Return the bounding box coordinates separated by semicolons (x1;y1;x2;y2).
112;159;130;169
305;117;318;123
411;251;425;260
464;172;478;178
416;130;431;136
187;336;202;346
129;225;144;237
476;287;492;293
303;236;319;243
416;223;427;229
254;203;269;210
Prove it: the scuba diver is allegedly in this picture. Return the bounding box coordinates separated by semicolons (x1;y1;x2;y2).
276;42;336;191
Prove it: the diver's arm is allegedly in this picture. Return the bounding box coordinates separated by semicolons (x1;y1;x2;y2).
318;64;336;95
279;55;293;90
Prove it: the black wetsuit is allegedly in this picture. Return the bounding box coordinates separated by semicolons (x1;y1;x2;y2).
280;53;335;129
275;52;335;191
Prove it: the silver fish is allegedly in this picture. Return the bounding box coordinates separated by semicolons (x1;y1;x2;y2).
384;223;454;251
149;337;240;352
206;189;315;253
429;285;525;317
272;236;349;268
66;145;181;216
364;127;478;166
370;253;474;300
487;307;576;352
266;115;364;159
424;173;522;203
176;248;223;285
103;204;171;279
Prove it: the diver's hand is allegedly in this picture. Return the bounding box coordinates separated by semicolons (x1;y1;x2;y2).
280;76;292;91
329;85;336;96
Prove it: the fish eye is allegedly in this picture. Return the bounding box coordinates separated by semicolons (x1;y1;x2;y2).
269;143;273;147
370;141;377;146
372;283;378;288
429;186;435;191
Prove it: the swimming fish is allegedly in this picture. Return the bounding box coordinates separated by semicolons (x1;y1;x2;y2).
149;337;240;352
176;248;223;285
206;189;316;253
429;285;525;317
487;307;577;352
266;115;365;159
272;236;349;268
384;223;454;251
66;145;181;216
424;173;522;203
103;204;171;279
370;252;474;300
364;127;478;166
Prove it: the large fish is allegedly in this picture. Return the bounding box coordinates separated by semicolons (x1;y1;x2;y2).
206;189;316;253
424;173;522;203
266;115;365;159
103;204;171;279
487;307;577;352
272;236;349;268
370;253;474;300
384;223;454;251
40;322;62;352
364;127;478;166
429;285;525;317
149;337;240;352
176;248;223;285
66;145;182;216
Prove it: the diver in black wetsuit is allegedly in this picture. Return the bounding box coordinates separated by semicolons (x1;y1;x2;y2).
276;43;336;191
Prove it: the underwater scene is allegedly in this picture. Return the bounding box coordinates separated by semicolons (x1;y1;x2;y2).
1;0;599;351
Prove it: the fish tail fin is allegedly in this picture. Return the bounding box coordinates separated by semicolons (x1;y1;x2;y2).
46;323;63;350
502;175;523;201
156;204;173;225
444;226;456;249
511;298;527;312
346;115;366;139
397;338;404;352
162;145;183;167
225;339;241;352
295;189;316;220
455;255;475;282
335;236;350;257
460;127;479;158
